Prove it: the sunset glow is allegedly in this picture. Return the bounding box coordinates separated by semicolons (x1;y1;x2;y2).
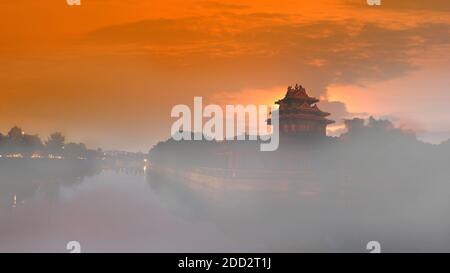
1;0;450;150
3;1;450;256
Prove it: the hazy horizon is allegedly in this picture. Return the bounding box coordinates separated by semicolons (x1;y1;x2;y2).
1;1;450;151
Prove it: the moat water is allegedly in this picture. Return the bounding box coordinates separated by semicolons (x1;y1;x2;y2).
1;161;450;252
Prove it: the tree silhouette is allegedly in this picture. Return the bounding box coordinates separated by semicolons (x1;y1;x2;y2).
7;126;24;144
46;132;66;155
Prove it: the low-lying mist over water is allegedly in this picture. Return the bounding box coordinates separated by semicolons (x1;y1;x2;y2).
0;168;241;252
2;117;450;252
148;117;450;252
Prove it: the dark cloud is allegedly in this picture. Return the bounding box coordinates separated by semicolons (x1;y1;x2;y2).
82;15;450;132
86;17;218;45
86;16;450;93
319;100;355;122
344;0;450;11
198;1;249;10
9;13;446;149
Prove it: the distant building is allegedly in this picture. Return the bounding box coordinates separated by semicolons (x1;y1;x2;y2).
270;84;334;136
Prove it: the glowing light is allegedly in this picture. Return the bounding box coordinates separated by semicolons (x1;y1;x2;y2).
48;154;64;160
6;153;23;159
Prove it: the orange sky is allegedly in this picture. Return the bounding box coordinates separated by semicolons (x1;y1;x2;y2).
1;0;450;151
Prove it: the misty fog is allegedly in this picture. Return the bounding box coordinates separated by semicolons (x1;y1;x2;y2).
1;117;450;252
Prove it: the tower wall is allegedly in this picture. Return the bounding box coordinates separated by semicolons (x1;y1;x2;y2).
280;120;327;135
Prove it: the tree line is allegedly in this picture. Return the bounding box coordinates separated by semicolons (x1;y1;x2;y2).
0;126;102;159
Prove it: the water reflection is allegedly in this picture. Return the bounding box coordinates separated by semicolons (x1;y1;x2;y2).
2;158;450;252
0;160;241;252
146;165;450;253
0;159;100;209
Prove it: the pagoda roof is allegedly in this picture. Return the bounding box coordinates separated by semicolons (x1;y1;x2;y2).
282;113;335;124
283;102;331;117
311;104;331;117
276;84;319;104
300;102;313;110
274;84;335;126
